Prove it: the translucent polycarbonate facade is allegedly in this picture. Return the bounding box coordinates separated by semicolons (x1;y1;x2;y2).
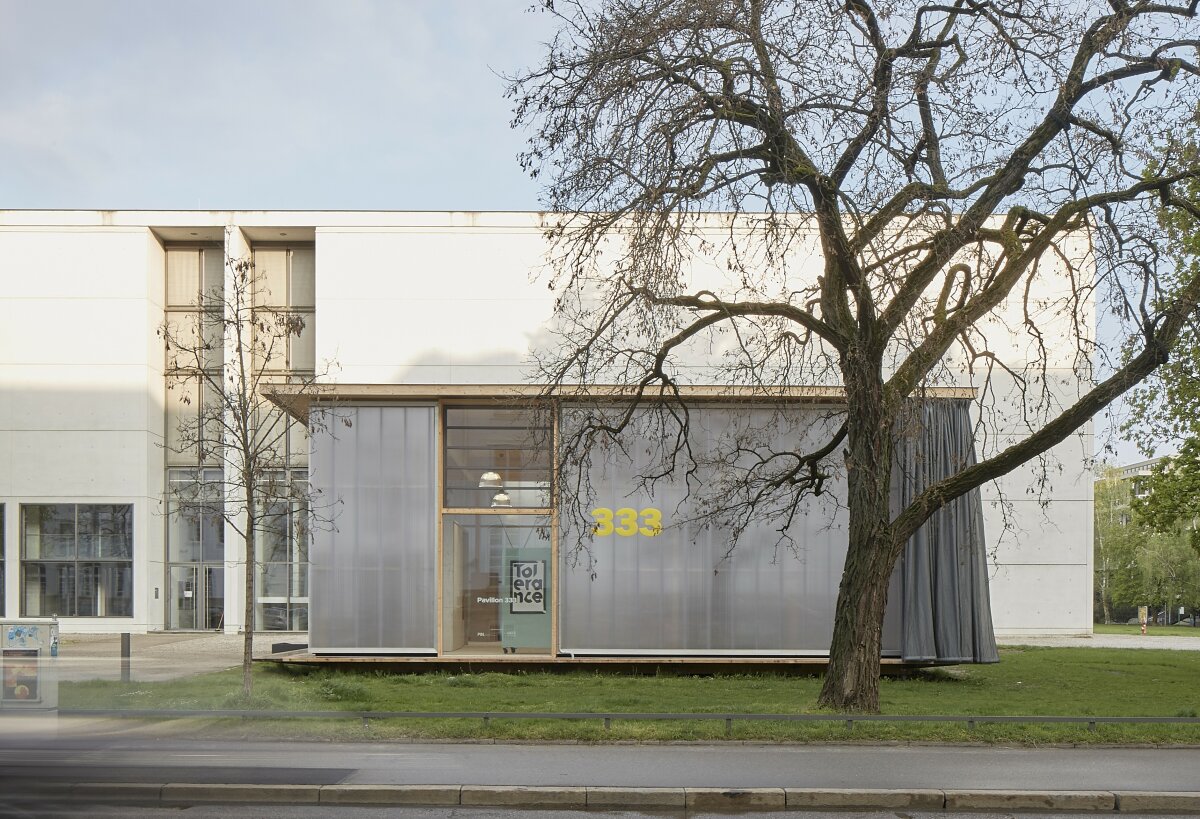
308;405;437;652
557;405;902;655
305;399;997;662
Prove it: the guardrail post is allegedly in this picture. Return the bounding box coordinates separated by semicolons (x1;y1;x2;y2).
603;717;611;731
362;716;370;728
1088;720;1097;732
845;718;854;730
967;719;975;731
483;715;490;728
725;718;732;737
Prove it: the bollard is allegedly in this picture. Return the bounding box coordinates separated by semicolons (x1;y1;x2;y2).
120;633;131;683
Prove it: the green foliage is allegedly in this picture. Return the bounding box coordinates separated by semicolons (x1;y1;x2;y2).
1094;466;1200;620
1133;440;1200;556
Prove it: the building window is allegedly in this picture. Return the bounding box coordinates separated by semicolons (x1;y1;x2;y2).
442;406;552;656
256;471;309;631
21;505;133;617
0;505;5;617
166;469;225;630
252;246;315;373
443;407;551;509
165;245;225;467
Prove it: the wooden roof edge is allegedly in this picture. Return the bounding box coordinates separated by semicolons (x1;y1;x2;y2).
264;382;977;421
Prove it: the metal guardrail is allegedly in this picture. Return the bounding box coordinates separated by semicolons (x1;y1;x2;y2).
52;709;1200;735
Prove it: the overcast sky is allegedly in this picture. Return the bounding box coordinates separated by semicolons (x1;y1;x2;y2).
0;1;553;210
0;0;1145;463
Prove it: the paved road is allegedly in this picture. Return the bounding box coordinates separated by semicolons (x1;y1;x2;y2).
13;810;1196;819
0;736;1196;792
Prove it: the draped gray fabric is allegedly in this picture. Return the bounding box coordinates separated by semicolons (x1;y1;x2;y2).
895;400;999;664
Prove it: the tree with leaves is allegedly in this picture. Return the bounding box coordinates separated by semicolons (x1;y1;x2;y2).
160;254;326;697
1094;467;1138;625
509;0;1200;711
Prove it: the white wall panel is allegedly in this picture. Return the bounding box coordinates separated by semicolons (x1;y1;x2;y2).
0;299;153;366
0;366;153;431
982;499;1093;566
0;229;149;299
988;563;1092;633
7;431;159;497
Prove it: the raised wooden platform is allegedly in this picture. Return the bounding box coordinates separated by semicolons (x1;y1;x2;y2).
261;652;922;676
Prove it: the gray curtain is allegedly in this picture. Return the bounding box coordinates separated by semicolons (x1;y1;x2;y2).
895;400;999;663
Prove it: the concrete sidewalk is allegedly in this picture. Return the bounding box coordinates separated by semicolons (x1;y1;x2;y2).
54;632;288;682
998;632;1200;651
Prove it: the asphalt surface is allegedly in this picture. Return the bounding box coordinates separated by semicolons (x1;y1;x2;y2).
0;736;1197;791
16;810;1199;819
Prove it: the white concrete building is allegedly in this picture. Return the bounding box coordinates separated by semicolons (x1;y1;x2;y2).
0;210;1094;649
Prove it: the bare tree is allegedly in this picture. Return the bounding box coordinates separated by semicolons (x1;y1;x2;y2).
508;0;1200;711
160;255;327;697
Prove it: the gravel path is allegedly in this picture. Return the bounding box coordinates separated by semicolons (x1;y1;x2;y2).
998;632;1200;650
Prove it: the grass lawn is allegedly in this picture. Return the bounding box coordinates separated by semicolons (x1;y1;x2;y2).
61;646;1200;745
1093;623;1198;637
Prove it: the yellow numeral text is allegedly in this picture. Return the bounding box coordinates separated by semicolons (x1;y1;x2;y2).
591;507;662;537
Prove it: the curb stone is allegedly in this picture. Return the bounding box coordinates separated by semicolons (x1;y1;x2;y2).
944;789;1116;811
15;782;1200;811
586;786;685;808
786;787;944;809
460;785;587;807
685;787;786;810
160;783;322;804
319;784;461;805
1116;791;1200;813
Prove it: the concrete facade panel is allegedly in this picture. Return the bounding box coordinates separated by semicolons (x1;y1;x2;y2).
6;431;157;497
0;228;150;299
0;299;154;366
987;563;1092;634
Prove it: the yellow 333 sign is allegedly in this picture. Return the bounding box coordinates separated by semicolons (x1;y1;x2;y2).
590;507;662;537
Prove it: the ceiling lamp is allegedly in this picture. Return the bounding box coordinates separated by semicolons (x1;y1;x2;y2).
479;471;503;488
490;492;512;508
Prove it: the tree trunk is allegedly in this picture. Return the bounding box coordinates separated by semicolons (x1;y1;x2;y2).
818;357;895;713
243;499;255;699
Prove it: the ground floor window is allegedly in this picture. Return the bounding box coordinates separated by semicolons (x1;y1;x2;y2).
0;505;5;617
21;504;133;617
166;469;225;630
256;471;309;631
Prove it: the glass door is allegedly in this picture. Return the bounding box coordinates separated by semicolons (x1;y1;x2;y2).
168;565;199;630
442;515;552;655
167;564;224;630
204;566;225;629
